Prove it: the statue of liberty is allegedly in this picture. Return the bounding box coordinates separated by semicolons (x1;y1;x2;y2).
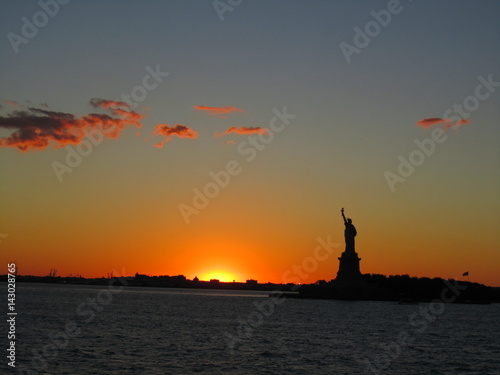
341;208;357;253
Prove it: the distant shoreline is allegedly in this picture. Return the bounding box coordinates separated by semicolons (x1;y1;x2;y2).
1;274;499;303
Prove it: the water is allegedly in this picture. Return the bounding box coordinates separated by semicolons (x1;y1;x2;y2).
6;282;500;374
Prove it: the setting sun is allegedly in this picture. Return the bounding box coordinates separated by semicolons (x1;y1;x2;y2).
198;269;240;282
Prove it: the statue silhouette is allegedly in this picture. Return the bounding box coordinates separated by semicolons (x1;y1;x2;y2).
341;208;356;252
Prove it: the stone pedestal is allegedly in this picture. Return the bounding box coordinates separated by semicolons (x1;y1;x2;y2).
336;250;362;281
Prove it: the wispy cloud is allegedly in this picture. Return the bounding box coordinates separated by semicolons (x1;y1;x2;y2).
444;118;469;129
214;126;267;137
2;100;19;107
416;117;469;129
0;99;143;151
151;124;198;148
193;105;244;117
416;118;448;128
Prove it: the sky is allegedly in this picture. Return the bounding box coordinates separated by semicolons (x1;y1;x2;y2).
0;0;499;286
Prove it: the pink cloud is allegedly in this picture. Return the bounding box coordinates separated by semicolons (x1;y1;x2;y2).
416;117;470;130
444;118;470;130
193;105;244;117
416;118;449;128
214;126;267;137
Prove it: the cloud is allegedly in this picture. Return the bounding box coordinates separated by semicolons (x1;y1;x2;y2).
151;124;198;148
193;105;243;117
0;98;144;151
214;126;267;137
416;118;448;128
443;118;469;130
416;117;469;130
2;100;19;107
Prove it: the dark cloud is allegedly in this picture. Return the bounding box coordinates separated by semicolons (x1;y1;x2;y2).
0;99;144;151
151;124;198;148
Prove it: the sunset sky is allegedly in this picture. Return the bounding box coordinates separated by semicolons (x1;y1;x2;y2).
1;0;499;286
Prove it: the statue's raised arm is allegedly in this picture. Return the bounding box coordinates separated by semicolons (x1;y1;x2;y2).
341;207;347;224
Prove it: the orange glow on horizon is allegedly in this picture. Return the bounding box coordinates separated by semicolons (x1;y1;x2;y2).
2;196;499;287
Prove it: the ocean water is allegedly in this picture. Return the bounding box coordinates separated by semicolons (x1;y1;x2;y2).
6;282;500;374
